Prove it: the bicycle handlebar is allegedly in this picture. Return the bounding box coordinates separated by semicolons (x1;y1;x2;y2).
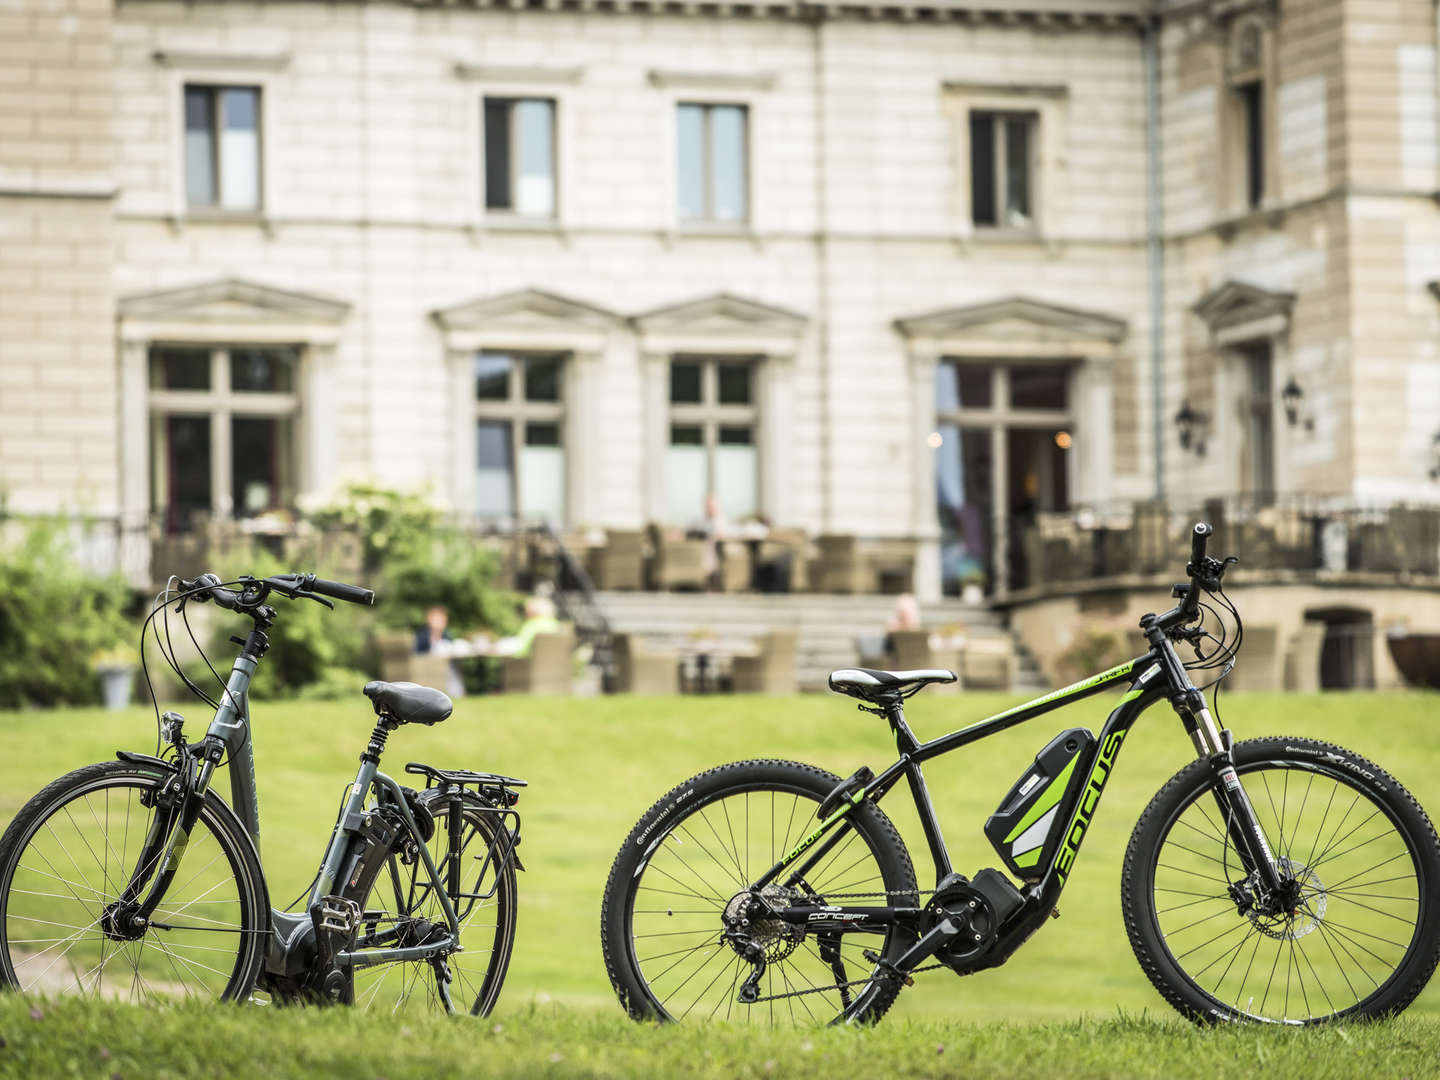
306;577;375;607
178;571;376;612
1189;521;1211;566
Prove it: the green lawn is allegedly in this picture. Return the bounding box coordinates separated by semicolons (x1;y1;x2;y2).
3;688;1439;1026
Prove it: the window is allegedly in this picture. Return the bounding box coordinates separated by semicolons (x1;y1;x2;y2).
676;103;748;224
148;345;298;525
184;86;261;210
484;98;556;217
473;352;566;524
970;111;1034;228
1240;343;1274;497
1237;81;1264;208
666;357;758;522
933;360;1072;594
1226;19;1268;211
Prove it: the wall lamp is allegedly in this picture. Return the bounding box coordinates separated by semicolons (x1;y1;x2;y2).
1281;375;1314;432
1174;400;1208;457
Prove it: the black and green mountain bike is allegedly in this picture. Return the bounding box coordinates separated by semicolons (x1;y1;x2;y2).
602;523;1440;1025
0;571;523;1013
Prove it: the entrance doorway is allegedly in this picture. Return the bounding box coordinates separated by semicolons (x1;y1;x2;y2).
934;360;1074;595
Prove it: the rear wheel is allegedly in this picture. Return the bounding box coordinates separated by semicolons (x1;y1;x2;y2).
1124;737;1440;1023
601;759;919;1026
350;792;518;1016
0;761;268;1002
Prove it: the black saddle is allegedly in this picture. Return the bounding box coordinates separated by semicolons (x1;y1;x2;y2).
828;667;956;703
363;681;453;726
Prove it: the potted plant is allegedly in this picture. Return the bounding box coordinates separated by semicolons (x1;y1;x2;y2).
91;641;139;711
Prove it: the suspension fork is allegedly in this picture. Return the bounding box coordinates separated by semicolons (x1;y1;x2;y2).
1172;686;1286;896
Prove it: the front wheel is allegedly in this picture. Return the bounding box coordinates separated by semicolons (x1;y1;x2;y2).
601;759;919;1027
1124;736;1440;1024
0;761;269;1003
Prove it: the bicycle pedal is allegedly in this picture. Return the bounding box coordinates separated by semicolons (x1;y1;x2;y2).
314;895;361;935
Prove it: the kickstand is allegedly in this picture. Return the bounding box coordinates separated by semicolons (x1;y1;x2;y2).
819;934;851;1011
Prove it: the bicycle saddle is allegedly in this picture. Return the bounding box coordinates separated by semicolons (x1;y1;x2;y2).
363;681;453;726
828;667;957;703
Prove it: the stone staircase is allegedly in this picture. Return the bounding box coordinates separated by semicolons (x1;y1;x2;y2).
594;591;1048;693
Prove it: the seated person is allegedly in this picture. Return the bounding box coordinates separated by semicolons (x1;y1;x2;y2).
882;592;922;657
414;604;454;655
492;596;560;658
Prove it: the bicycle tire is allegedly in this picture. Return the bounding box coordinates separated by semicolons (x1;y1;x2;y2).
1123;736;1440;1024
0;760;269;1003
350;792;518;1016
601;759;918;1026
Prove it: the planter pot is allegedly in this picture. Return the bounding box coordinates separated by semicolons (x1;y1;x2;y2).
961;583;985;606
97;665;135;711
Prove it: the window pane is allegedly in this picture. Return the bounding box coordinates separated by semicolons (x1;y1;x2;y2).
184;87;215;206
1241;82;1264;208
936;362;992;412
717;362;752;405
151;414;212;519
970;113;996;226
484;98;512;210
230;347;296;393
666;429;707;523
513;99;554;217
715;426;756;520
1010;365;1068;409
1004;117;1031;226
708;105;747;222
524;355;561;402
670;360;702;404
935;424;991;594
149;347;211;390
219;88;260;210
676;104;705;220
959;366;992;409
232;416;294;515
476;419;514;519
475;353;512;400
520;422;565;525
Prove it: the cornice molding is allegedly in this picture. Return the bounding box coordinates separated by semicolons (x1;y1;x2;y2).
453;62;585;83
647;69;777;91
152;49;291;71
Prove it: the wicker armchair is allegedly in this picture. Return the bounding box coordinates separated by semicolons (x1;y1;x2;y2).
731;631;798;695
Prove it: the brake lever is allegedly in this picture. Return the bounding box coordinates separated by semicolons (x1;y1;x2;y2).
293;590;334;610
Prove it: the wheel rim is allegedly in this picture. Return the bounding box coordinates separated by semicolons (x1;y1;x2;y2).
351;806;514;1016
1149;758;1424;1023
1;776;258;1002
626;783;903;1025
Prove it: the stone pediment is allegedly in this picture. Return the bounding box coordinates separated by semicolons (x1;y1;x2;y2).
631;293;808;343
1193;279;1295;333
893;296;1128;346
118;278;350;325
431;287;621;334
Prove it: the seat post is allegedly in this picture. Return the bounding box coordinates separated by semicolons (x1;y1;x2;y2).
884;699;921;755
361;714;400;765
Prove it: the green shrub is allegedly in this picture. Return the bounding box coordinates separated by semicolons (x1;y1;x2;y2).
1055;626;1130;684
313;483;519;638
0;519;132;708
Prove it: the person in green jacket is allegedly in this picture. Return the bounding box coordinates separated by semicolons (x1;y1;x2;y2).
495;595;559;658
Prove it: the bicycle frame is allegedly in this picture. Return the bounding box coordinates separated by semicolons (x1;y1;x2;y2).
151;629;468;978
746;629;1278;975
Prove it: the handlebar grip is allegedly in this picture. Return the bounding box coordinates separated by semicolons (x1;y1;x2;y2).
1190;522;1212;567
309;577;375;606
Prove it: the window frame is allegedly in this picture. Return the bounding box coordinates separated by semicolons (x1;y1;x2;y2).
943;82;1066;242
1222;16;1275;214
666;355;760;521
674;101;751;226
146;343;301;523
968;109;1037;231
472;351;569;526
481;95;559;219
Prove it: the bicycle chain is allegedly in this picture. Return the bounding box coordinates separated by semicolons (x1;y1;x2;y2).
740;887;943;1006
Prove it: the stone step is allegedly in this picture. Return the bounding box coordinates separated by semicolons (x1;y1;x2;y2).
588;590;1043;693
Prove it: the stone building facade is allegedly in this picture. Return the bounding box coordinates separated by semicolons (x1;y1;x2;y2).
1;0;1437;600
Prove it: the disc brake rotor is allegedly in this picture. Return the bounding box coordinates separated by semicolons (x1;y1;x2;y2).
1247;861;1326;940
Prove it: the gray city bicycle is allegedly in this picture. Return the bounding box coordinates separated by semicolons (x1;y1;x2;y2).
0;571;524;1013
